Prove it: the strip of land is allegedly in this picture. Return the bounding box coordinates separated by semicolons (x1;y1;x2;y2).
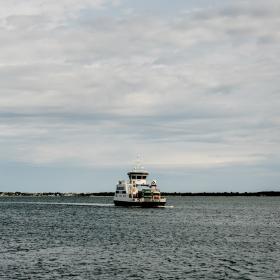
0;191;279;197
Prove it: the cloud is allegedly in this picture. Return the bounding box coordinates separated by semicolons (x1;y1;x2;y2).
0;0;279;172
0;0;120;21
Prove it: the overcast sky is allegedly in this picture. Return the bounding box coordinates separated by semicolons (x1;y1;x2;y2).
0;0;279;192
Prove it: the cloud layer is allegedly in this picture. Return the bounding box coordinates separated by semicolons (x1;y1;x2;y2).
0;0;279;191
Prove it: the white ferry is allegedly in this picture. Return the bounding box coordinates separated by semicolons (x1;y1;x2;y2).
113;163;166;207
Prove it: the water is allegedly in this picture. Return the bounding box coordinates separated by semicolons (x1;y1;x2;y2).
0;196;279;279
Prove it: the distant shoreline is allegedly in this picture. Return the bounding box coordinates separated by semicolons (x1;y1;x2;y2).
0;191;279;197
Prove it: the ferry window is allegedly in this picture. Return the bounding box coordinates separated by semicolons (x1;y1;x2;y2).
132;175;136;179
137;176;141;179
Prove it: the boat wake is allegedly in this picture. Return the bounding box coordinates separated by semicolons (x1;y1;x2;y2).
0;201;174;208
0;201;115;207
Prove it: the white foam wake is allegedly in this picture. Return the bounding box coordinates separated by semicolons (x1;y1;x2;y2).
0;201;115;207
0;201;174;208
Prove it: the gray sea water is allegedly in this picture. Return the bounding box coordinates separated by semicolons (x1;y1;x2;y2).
0;196;279;280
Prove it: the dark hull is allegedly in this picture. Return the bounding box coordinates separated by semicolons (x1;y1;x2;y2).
114;200;166;208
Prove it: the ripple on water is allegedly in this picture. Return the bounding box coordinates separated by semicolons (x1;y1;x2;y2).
0;196;280;279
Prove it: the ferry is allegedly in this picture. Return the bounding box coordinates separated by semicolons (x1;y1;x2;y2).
113;162;166;207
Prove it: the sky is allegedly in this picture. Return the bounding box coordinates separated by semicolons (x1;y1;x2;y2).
0;0;279;192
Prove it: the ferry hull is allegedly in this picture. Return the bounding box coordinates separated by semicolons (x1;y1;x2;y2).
114;200;166;207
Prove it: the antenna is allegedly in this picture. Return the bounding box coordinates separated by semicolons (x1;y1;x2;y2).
134;154;144;170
